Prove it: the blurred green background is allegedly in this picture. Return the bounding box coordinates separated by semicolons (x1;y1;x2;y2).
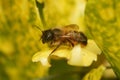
0;0;48;80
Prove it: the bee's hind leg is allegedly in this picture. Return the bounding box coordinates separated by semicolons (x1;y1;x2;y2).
49;41;63;56
66;39;75;47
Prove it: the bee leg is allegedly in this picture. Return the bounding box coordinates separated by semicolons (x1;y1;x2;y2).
49;40;56;47
66;39;74;47
49;41;54;46
49;41;62;56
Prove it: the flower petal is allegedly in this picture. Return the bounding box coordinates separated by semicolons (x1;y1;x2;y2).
68;40;101;66
32;46;71;67
32;50;52;67
32;40;101;67
51;47;71;59
84;40;102;55
68;45;97;66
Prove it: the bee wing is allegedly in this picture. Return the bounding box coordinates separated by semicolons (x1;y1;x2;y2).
52;24;79;35
53;24;79;31
63;24;79;31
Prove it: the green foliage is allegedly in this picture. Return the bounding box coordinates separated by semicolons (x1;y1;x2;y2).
85;0;120;78
83;65;106;80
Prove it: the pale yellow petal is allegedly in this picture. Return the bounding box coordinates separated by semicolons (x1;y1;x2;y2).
85;40;102;55
68;40;101;66
32;39;101;67
52;48;71;59
32;46;71;67
68;44;97;66
32;50;52;67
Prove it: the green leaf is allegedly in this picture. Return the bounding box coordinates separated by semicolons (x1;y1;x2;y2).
82;65;106;80
85;0;120;78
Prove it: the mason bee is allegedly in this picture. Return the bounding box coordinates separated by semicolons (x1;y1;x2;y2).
35;24;87;55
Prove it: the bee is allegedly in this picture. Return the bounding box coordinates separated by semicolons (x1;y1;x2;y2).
35;24;87;55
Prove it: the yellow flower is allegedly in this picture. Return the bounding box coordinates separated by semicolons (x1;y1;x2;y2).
32;40;101;67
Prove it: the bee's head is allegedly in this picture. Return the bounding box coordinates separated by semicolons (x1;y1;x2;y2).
41;29;54;43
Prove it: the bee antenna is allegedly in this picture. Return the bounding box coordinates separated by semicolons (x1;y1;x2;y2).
32;25;43;32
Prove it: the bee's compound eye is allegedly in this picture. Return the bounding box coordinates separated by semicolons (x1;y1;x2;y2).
42;30;54;43
47;31;54;39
